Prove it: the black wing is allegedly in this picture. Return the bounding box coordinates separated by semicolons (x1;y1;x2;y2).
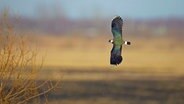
110;45;122;65
111;16;123;38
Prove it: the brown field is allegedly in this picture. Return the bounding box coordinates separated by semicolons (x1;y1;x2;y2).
40;68;184;104
28;34;184;104
32;34;184;69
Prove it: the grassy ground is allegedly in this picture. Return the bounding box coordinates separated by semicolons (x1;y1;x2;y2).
33;35;184;74
30;35;184;104
1;34;182;104
40;67;184;104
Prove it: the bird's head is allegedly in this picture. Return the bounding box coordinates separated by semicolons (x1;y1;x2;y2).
108;39;114;43
124;41;131;45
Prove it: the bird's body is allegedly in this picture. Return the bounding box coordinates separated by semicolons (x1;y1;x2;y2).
109;16;131;65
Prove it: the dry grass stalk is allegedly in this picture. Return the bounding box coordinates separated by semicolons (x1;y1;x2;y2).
0;11;59;104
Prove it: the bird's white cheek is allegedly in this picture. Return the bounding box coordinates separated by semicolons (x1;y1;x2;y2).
109;40;113;43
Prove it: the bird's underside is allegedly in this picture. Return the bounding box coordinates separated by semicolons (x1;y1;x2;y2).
109;16;131;65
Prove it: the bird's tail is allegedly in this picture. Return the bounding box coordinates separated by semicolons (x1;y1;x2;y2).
125;41;131;45
110;55;122;65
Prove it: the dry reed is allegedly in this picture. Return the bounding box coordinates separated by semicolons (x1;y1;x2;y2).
0;10;59;104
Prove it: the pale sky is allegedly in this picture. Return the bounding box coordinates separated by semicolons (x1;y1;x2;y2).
0;0;184;19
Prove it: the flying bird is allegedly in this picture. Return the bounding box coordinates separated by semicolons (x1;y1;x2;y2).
109;16;131;65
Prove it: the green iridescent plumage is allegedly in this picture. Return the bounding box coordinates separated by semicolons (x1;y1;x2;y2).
110;16;131;65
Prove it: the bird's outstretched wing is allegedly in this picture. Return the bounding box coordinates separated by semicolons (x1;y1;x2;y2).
111;16;123;39
110;45;122;65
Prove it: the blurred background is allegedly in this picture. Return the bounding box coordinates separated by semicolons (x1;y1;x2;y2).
0;0;184;104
